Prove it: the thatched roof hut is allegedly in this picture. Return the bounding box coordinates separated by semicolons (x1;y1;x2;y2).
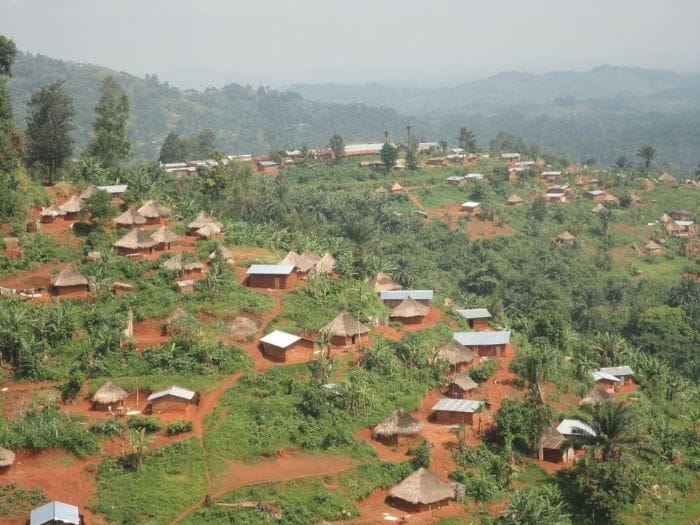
644;240;662;252
506;195;524;206
183;262;207;273
137;200;171;219
51;264;88;289
59;194;83;214
372;271;402;293
301;250;321;267
280;250;304;268
448;373;478;392
187;211;223;231
310;252;336;276
80;185;100;200
322;311;369;345
40;204;67;219
391;182;403;192
0;447;15;468
389;468;454;509
113;229;158;252
209;244;234;263
113;207;147;227
658;172;678;184
435;340;477;368
580;385;614;405
195;223;221;239
390;296;430;319
162;252;184;271
92;381;128;405
150;226;180;247
373;409;423;442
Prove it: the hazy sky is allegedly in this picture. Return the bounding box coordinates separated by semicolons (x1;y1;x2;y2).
1;0;699;89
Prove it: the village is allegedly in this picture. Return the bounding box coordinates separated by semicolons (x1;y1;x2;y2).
0;132;697;525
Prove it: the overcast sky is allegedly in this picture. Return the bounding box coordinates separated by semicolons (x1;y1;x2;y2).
1;0;699;90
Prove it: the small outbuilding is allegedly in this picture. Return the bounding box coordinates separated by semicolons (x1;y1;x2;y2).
380;289;433;308
322;310;370;346
150;226;180;250
39;204;67;223
147;385;198;415
460;201;481;214
434;340;477;372
391;182;403;192
259;330;317;363
30;501;82;525
538;427;574;464
113;207;147;228
246;264;296;289
137;200;171;225
372;409;423;446
431;398;485;426
506;195;524;206
389;468;455;513
445;373;478;398
596;366;635;387
552;231;575;246
51;264;89;295
455;308;491;330
310;252;336;277
113;229;158;256
453;331;511;357
187;211;223;235
195;223;221;240
58;195;83;219
389;296;430;325
161;252;184;272
92;381;129;412
644;240;662;255
371;272;401;293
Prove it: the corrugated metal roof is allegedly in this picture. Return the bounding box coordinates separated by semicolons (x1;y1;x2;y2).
380;290;434;301
541;171;562;176
592;371;621;382
587;190;606;195
453;331;510;346
30;501;80;525
465;173;485;179
461;201;480;207
557;419;596;437
260;330;301;349
432;398;484;413
446;176;465;181
147;385;196;402
455;308;491;320
598;366;634;377
97;184;128;194
257;160;279;167
246;264;295;275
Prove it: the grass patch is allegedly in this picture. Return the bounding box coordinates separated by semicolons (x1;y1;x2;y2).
92;438;207;525
0;483;47;517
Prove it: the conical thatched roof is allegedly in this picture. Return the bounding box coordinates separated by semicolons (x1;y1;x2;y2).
113;207;147;226
580;385;614;405
187;211;223;230
59;194;83;213
322;311;369;337
660;213;672;224
301;250;321;266
556;231;575;241
161;252;183;271
40;204;67;217
0;447;15;467
51;264;88;287
507;195;524;205
435;340;477;366
80;185;100;200
196;223;221;239
150;226;180;244
183;262;206;272
113;228;158;250
372;272;401;293
92;381;128;404
137;200;171;218
280;250;303;268
539;427;566;450
311;252;336;276
390;296;429;318
391;182;403;192
389;468;454;505
209;244;234;261
644;240;661;251
448;373;478;391
373;409;423;438
658;172;678;183
164;307;187;326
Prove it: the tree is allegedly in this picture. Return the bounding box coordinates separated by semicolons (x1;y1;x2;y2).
530;196;547;223
88;76;131;168
590;332;629;367
329;133;345;164
24;81;75;185
458;127;477;153
632;305;696;369
0;34;22;175
195;128;216;158
405;139;419;170
438;140;448;155
636;145;656;173
380;143;397;173
613;156;631;171
501;486;571;525
128;427;150;470
0;35;16;77
159;131;188;163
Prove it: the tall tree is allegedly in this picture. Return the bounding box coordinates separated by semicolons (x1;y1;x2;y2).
613;156;631;171
25;81;75;185
636;145;656;173
88;76;130;168
458;127;477;153
329;133;345;164
380;143;397;173
405;139;419;170
0;34;22;175
0;34;16;77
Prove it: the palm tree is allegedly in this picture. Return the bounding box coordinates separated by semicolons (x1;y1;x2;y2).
519;345;557;405
590;332;630;367
502;486;571;525
128;427;151;470
636;145;656;173
668;278;699;308
613;156;631;171
458;127;477;154
566;401;647;461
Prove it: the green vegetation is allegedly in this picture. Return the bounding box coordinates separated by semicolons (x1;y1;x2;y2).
0;483;46;518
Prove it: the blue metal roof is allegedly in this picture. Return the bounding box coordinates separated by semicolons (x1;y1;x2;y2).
247;264;295;275
453;331;510;346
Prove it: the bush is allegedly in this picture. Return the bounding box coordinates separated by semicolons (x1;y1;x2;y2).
90;417;125;437
469;359;499;383
450;469;499;501
127;415;163;433
166;420;193;436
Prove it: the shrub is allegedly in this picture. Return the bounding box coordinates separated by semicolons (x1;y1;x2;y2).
469;359;499;383
127;415;162;433
166;420;193;436
90;417;125;438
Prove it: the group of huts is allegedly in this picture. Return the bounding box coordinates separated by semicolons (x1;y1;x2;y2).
245;250;336;289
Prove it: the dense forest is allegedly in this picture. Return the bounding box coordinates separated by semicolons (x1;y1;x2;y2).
0;34;699;525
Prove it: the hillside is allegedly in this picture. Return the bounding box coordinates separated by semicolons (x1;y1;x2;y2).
7;52;414;159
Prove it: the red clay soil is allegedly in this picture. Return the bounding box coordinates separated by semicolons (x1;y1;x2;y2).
354;427;413;463
466;219;515;240
132;319;171;351
349;487;466;525
0;449;99;524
